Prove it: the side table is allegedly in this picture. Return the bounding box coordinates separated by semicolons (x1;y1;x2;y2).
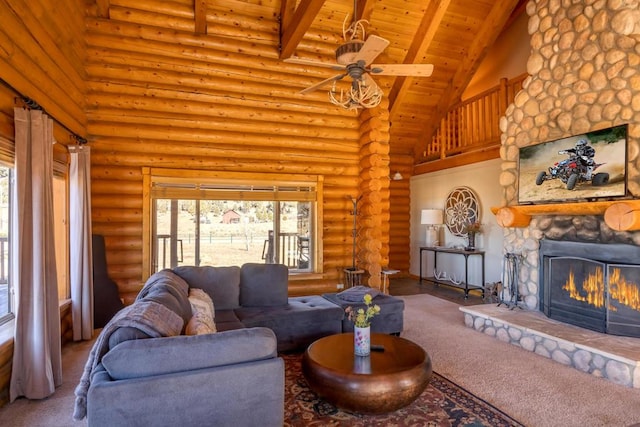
419;246;485;299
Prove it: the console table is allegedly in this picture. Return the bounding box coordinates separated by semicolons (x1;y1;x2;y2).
419;246;485;299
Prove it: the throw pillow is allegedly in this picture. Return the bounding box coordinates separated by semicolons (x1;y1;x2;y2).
185;288;217;335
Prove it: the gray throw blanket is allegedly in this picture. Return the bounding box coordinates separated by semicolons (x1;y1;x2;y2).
72;300;183;420
137;269;190;302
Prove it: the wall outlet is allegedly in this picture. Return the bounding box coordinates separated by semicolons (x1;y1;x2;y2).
336;283;344;290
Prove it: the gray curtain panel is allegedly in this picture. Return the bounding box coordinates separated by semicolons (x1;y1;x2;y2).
69;145;94;341
10;108;62;401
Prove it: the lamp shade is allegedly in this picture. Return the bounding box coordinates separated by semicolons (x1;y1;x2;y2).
420;209;443;225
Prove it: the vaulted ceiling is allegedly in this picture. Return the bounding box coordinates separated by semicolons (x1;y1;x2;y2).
94;0;526;159
276;0;526;159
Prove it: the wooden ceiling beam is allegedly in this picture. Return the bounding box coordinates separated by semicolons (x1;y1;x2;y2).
413;0;522;158
279;0;327;59
194;0;207;34
389;0;451;118
96;0;110;18
280;0;297;34
356;0;375;22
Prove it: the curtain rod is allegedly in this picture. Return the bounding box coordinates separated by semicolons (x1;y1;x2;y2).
0;77;87;145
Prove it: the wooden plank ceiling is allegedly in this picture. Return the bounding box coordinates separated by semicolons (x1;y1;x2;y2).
94;0;525;160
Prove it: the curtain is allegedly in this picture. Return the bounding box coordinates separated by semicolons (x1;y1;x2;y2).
10;108;62;401
69;145;93;341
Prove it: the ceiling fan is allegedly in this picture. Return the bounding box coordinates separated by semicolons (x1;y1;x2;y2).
286;14;434;110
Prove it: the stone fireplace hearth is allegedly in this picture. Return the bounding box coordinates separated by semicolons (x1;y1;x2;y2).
460;301;640;388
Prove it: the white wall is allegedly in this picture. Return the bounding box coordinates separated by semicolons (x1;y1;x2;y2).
463;11;529;99
410;158;503;288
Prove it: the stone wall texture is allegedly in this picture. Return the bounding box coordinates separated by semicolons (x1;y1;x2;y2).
498;0;640;310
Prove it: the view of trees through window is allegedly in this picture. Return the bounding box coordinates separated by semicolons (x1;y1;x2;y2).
153;199;312;272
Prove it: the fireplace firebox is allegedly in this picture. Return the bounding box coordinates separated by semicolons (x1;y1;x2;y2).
539;240;640;338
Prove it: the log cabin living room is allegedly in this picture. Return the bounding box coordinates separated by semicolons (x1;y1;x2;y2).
1;0;640;425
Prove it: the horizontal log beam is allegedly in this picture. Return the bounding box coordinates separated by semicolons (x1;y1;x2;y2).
604;201;640;231
491;200;640;228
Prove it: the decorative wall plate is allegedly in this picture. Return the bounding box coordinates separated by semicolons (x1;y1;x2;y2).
444;186;480;236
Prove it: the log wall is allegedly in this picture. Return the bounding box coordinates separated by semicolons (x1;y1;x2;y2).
0;0;87;139
84;3;379;297
1;0;409;307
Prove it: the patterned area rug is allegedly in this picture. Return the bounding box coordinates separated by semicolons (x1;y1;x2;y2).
283;353;523;427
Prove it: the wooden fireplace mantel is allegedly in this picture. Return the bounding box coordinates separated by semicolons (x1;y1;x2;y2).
491;200;640;231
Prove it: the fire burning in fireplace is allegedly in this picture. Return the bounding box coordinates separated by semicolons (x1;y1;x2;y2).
561;266;640;312
562;267;604;308
540;239;640;338
609;268;640;312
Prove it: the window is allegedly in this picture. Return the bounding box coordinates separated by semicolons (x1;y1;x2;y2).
143;169;323;278
0;165;11;325
53;174;69;301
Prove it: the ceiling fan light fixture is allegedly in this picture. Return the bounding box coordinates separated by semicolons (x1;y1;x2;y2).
328;78;382;110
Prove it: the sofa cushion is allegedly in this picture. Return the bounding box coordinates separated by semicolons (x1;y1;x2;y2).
102;327;278;380
173;266;241;310
214;309;245;331
235;295;343;351
240;263;289;307
185;288;217;335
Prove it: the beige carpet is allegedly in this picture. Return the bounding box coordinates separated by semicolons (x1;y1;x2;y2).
400;294;640;427
0;293;639;426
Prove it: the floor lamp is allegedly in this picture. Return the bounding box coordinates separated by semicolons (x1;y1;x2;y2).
421;209;443;247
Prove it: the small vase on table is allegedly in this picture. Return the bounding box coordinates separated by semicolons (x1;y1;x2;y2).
354;325;371;356
466;232;476;251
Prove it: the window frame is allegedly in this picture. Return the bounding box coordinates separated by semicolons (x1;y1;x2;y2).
142;168;324;280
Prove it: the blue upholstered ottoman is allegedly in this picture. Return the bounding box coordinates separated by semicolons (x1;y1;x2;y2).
235;295;344;352
322;287;404;335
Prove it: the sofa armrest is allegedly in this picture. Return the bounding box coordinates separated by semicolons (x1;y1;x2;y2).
102;327;277;380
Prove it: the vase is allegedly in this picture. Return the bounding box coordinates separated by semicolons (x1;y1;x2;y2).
353;353;371;373
466;232;476;251
354;325;371;356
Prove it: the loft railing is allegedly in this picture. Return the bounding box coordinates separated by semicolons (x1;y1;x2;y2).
424;73;527;161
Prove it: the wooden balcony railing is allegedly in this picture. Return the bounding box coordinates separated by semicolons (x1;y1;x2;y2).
423;73;527;162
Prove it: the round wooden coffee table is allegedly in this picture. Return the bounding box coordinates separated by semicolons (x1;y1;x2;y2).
302;333;432;414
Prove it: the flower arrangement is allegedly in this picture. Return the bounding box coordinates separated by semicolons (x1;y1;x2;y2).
464;221;482;234
345;293;381;328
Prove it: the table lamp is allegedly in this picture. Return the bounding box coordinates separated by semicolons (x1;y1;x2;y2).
420;209;443;247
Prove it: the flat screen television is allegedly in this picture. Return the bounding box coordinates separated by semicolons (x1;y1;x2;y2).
518;124;628;204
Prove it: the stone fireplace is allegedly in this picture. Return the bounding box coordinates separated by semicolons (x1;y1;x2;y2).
497;0;640;311
461;1;640;389
539;239;640;338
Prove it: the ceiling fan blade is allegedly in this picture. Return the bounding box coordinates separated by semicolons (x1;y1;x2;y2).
300;73;346;94
355;35;390;65
284;57;345;71
369;63;434;77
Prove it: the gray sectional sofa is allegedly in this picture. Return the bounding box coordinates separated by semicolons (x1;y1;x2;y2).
77;263;345;427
